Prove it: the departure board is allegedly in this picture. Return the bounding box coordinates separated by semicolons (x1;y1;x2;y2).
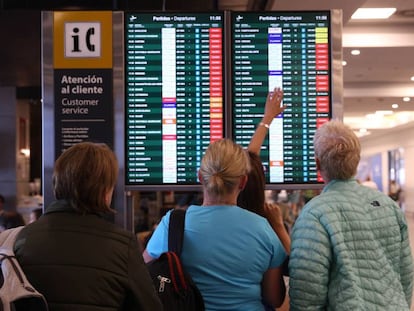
232;11;331;185
125;13;224;186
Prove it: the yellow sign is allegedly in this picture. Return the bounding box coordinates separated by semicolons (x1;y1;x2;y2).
54;11;112;69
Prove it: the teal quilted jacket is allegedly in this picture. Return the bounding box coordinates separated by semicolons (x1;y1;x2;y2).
289;179;413;310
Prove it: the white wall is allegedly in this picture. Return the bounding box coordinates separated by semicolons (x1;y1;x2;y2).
359;123;414;213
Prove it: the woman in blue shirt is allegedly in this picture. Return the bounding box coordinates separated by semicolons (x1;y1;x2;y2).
143;138;287;311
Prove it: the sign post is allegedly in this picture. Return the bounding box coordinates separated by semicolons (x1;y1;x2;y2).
43;11;128;229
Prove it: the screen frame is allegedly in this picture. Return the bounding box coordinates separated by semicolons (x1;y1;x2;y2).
124;11;227;191
228;9;343;190
123;10;343;191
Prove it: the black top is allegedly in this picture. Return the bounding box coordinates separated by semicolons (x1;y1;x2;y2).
14;200;162;311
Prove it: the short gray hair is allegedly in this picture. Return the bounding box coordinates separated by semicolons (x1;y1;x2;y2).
313;120;361;181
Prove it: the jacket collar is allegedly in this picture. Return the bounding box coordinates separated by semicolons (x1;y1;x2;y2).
44;199;77;215
323;178;358;193
44;199;104;218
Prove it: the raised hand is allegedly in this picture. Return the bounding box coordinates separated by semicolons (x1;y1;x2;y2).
262;87;286;123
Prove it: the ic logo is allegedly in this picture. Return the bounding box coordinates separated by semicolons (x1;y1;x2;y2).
64;22;101;58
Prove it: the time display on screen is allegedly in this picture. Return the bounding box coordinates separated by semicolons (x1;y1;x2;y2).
125;13;224;186
232;11;331;184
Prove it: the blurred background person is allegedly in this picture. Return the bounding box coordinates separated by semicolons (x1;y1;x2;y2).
389;180;401;201
0;194;5;212
361;175;378;190
0;210;25;232
29;207;43;223
175;192;202;210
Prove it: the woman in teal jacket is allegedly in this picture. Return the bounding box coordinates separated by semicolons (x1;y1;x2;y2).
289;120;413;310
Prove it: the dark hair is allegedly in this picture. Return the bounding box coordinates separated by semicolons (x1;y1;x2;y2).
53;142;118;214
237;152;266;217
32;208;43;220
0;211;25;230
176;192;201;207
0;194;5;204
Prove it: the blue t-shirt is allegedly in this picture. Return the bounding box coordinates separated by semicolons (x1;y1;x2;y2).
146;205;287;311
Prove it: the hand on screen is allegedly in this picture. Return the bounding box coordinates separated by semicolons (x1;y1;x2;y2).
264;87;286;120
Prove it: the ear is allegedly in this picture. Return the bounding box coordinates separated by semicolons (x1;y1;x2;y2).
105;187;114;206
239;175;248;190
197;170;203;184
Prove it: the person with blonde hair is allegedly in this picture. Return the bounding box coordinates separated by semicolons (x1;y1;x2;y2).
289;120;414;310
144;138;287;311
14;142;162;311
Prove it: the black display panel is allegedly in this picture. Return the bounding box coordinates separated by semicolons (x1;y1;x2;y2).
231;11;332;186
125;12;224;187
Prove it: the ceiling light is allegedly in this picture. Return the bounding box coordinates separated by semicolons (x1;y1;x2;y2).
403;97;410;102
351;8;396;19
346;112;414;132
342;60;347;66
392;104;399;109
351;49;360;55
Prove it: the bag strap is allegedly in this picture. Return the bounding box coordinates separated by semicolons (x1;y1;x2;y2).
168;209;186;255
166;252;188;292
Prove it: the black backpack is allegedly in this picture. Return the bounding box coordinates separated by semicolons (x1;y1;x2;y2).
147;209;205;311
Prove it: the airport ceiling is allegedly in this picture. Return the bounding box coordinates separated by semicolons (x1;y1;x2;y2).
1;0;414;138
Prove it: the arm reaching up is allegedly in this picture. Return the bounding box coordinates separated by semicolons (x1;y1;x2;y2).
248;87;285;155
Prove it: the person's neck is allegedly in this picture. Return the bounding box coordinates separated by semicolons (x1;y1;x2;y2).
202;192;238;206
203;200;237;206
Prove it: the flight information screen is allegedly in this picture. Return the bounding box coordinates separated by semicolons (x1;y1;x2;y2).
125;12;224;186
232;11;331;185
